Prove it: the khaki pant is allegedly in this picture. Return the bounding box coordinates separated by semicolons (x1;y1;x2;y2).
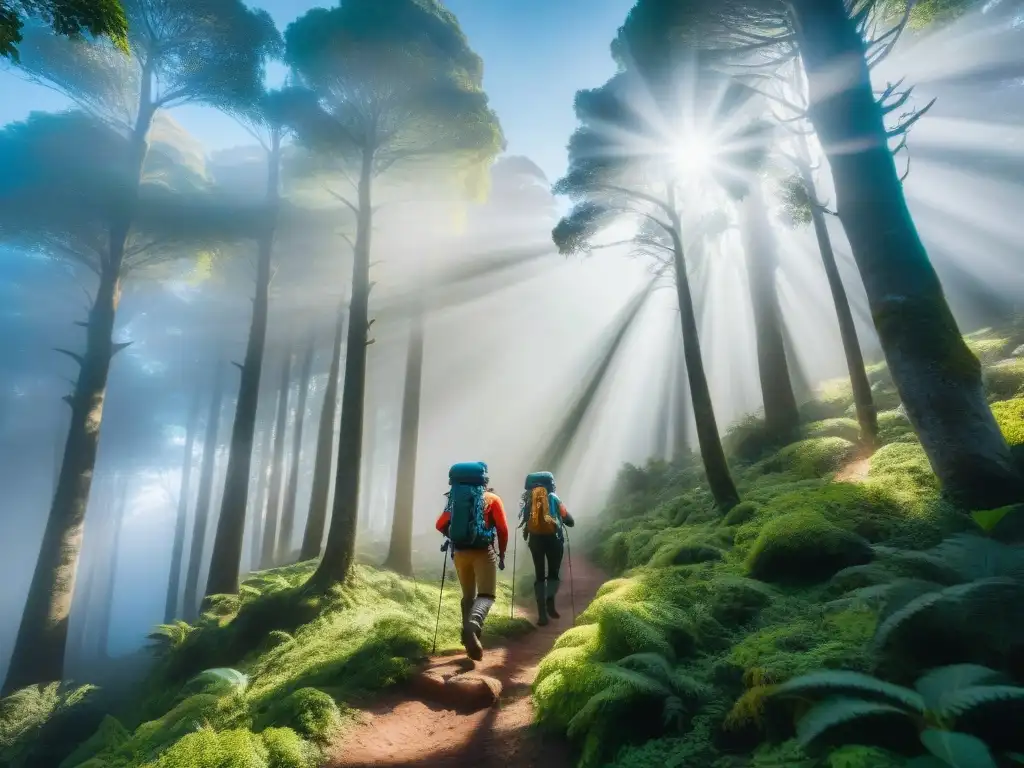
453;548;497;599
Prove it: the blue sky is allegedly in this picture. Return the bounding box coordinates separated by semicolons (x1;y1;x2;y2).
0;0;635;183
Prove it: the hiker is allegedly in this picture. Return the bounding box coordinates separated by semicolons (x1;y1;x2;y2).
520;471;574;626
435;461;508;661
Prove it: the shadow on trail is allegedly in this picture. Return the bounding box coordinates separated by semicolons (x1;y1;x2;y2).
327;556;605;768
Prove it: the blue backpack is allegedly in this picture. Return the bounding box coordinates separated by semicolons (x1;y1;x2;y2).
446;462;495;550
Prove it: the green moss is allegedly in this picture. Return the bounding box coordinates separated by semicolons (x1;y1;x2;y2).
965;329;1012;364
804;418;861;443
141;726;267;768
259;728;318;768
58;716;130;768
991;396;1024;447
253;689;340;745
723;500;760;526
984;358;1024;400
827;744;904;768
746;510;873;583
759;437;858;480
0;683;103;768
875;408;916;445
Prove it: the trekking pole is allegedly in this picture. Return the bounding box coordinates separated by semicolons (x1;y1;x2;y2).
510;525;518;619
565;528;576;623
431;539;450;655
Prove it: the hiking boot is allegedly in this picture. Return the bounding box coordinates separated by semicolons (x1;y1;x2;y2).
466;596;494;661
534;582;548;626
460;598;475;654
546;578;561;619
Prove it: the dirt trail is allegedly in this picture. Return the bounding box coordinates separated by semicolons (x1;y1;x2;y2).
327;555;605;768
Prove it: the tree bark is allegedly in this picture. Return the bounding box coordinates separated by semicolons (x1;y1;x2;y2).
789;0;1023;507
740;180;800;442
164;381;202;622
310;149;375;590
183;362;225;621
260;349;293;569
301;303;346;560
2;97;154;694
384;311;425;575
97;474;129;659
206;137;280;596
277;335;315;563
796;136;878;445
672;337;691;461
668;209;739;509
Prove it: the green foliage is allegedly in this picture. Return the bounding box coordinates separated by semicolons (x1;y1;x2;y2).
284;0;504;198
767;664;1024;762
805;418;863;443
777;175;814;227
0;682;103;768
1;0;128;61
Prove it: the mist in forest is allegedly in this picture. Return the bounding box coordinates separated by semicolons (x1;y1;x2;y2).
1;0;1023;692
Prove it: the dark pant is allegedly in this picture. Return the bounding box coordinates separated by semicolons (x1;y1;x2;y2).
529;534;563;584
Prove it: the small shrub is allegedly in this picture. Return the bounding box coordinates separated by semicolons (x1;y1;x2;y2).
254;689;340;745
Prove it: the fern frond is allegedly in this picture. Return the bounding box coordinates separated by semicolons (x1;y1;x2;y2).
795;696;913;751
598;664;672;698
877;579;944;623
914;665;1007;711
940;685;1024;720
613;652;674;682
566;685;632;740
930;534;1024;582
769;670;925;713
875;547;962;585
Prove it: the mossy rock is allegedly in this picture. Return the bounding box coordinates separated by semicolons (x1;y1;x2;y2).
804;418;861;443
746;511;874;584
875;409;915;445
648;541;723;568
760;437;858;480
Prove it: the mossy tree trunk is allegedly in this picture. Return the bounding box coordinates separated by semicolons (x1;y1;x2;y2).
206;136;281;596
667;206;740;509
310;149;375;590
740;181;800;443
183;362;225;620
164;380;202;622
796;134;877;446
300;303;346;561
277;334;315;564
260;348;293;569
2;98;155;695
384;309;425;576
790;0;1023;507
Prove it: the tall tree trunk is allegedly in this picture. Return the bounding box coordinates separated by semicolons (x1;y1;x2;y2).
260;349;293;569
384;311;425;576
97;474;129;659
796;135;878;445
789;0;1022;507
248;417;273;571
310;149;374;590
277;335;315;563
301;304;346;560
672;338;692;461
2;96;155;694
740;181;800;442
164;381;202;622
183;363;225;621
206;138;280;597
668;209;739;509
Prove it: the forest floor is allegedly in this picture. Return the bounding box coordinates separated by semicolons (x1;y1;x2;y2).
325;555;605;768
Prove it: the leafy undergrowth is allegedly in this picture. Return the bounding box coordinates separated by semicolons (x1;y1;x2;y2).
1;562;530;768
533;336;1024;767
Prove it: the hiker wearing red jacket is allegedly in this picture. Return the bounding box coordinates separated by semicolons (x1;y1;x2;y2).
436;462;509;661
